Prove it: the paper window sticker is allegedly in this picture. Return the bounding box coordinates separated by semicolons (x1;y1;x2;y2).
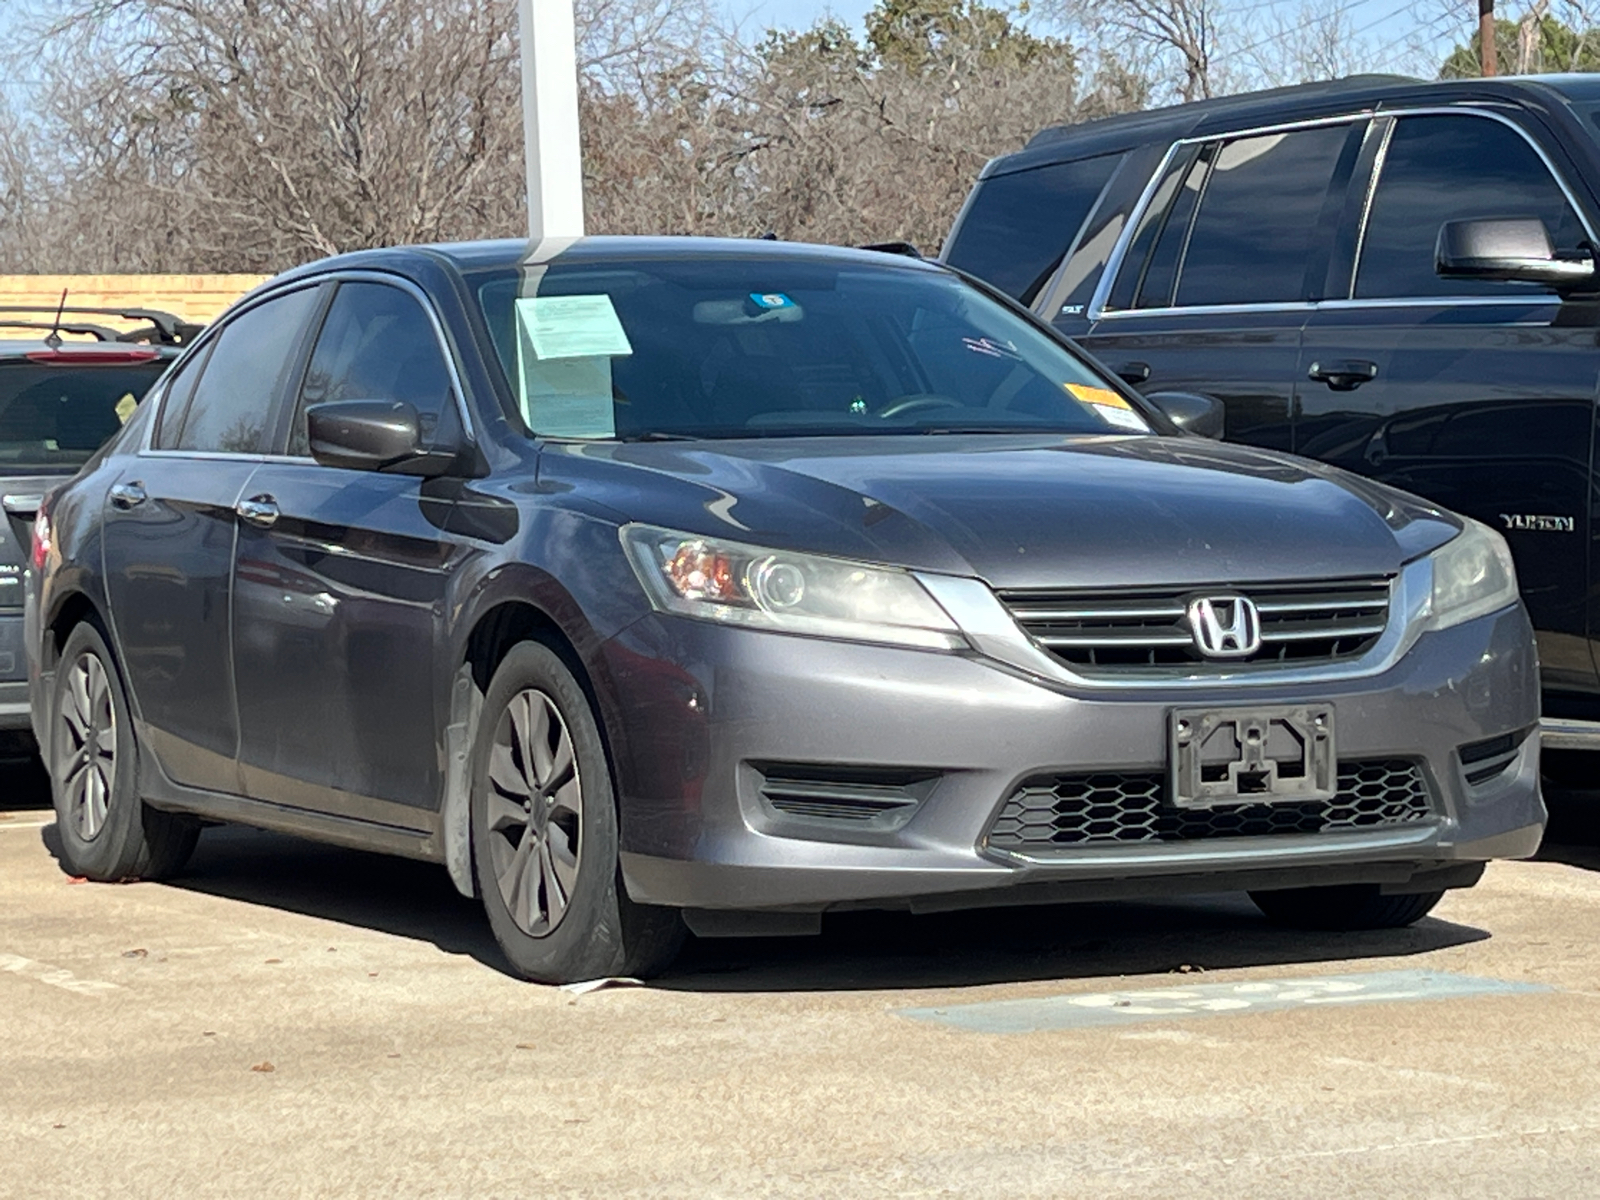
114;393;137;424
1065;383;1132;409
1095;405;1150;432
515;295;633;361
518;350;617;439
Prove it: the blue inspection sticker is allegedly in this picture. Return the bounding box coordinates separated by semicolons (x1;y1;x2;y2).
749;292;796;310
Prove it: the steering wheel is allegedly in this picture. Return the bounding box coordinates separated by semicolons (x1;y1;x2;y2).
878;394;964;420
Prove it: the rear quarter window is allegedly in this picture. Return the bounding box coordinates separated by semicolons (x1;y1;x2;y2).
943;154;1121;304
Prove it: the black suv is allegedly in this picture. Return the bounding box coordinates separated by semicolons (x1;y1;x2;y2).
944;73;1600;750
0;307;194;743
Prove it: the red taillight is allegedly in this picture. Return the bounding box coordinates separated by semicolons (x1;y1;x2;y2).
26;348;159;365
31;499;51;572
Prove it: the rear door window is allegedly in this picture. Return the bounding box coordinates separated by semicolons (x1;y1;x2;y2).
944;154;1121;304
173;287;320;454
1173;125;1352;307
1354;114;1587;299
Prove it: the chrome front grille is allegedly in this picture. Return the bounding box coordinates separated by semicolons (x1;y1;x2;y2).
986;759;1433;852
998;577;1392;673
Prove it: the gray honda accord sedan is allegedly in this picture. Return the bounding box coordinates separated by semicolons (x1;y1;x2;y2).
26;237;1543;983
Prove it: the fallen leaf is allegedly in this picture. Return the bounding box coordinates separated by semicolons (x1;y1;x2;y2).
250;1062;275;1074
122;948;148;959
367;972;378;978
51;1123;65;1130
515;1043;537;1050
386;1053;401;1059
264;958;282;964
202;1031;216;1037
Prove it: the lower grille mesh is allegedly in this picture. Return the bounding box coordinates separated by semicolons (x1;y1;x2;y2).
987;759;1432;851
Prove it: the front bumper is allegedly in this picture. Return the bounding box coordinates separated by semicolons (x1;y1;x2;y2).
604;601;1544;913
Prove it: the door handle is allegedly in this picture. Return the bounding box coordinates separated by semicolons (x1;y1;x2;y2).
1114;361;1151;386
236;495;280;529
1307;359;1379;391
109;481;147;510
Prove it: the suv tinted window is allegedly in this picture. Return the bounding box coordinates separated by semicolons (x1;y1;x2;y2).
290;282;453;456
1174;124;1351;307
175;288;319;453
0;360;164;469
944;154;1120;303
153;345;209;450
1355;114;1586;299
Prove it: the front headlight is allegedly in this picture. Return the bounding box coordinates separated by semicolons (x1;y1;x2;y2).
620;524;966;651
1420;518;1520;632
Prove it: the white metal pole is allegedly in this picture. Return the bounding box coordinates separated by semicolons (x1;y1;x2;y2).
518;0;586;241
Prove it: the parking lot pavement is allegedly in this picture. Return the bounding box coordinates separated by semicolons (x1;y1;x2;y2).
4;767;1600;1198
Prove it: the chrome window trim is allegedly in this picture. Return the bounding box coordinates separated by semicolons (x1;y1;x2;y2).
140;269;479;461
918;556;1437;692
1086;103;1597;323
1087;111;1374;322
1348;116;1395;297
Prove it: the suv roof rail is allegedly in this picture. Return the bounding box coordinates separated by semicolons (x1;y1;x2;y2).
0;319;130;343
858;241;923;258
0;305;202;346
1025;74;1425;150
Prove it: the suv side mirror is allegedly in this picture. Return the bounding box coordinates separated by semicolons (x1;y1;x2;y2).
1146;391;1225;439
307;399;457;477
1435;218;1597;290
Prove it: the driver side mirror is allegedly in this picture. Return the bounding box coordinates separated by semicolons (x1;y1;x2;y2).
1435;218;1597;290
306;399;458;477
1146;391;1225;439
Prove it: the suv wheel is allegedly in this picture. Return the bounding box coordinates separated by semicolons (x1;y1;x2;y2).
1249;884;1445;931
50;622;198;881
470;641;685;984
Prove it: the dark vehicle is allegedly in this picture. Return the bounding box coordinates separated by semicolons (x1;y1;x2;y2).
0;307;194;742
27;238;1541;983
944;72;1600;754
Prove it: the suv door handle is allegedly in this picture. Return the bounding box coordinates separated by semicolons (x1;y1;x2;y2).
109;481;147;510
1308;359;1379;391
236;495;280;529
1114;361;1151;386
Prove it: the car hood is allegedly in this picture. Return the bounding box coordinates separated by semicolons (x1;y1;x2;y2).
541;433;1461;589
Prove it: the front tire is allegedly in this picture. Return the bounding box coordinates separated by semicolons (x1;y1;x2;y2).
1250;884;1445;931
470;641;684;984
50;621;198;881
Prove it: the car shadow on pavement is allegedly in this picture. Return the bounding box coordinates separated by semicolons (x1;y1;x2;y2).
120;822;1489;991
157;825;511;971
660;898;1488;993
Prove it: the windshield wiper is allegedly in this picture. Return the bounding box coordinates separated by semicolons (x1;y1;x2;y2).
622;431;701;442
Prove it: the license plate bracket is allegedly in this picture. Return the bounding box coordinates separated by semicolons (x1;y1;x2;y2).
1169;705;1336;809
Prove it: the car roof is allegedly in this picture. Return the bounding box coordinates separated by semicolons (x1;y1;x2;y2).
266;235;955;291
985;74;1592;179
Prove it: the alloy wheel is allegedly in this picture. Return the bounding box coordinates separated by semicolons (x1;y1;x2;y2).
486;687;583;936
58;651;117;841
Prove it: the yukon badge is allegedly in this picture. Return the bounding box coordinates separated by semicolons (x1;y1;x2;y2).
1500;513;1574;533
1187;595;1262;659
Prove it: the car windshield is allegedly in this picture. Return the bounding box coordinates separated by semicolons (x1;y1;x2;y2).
470;255;1154;440
0;360;161;470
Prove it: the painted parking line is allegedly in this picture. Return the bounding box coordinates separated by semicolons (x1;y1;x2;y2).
0;952;122;997
897;969;1550;1034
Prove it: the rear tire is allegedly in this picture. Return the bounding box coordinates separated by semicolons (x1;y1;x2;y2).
1250;884;1445;931
50;621;198;881
470;641;685;984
